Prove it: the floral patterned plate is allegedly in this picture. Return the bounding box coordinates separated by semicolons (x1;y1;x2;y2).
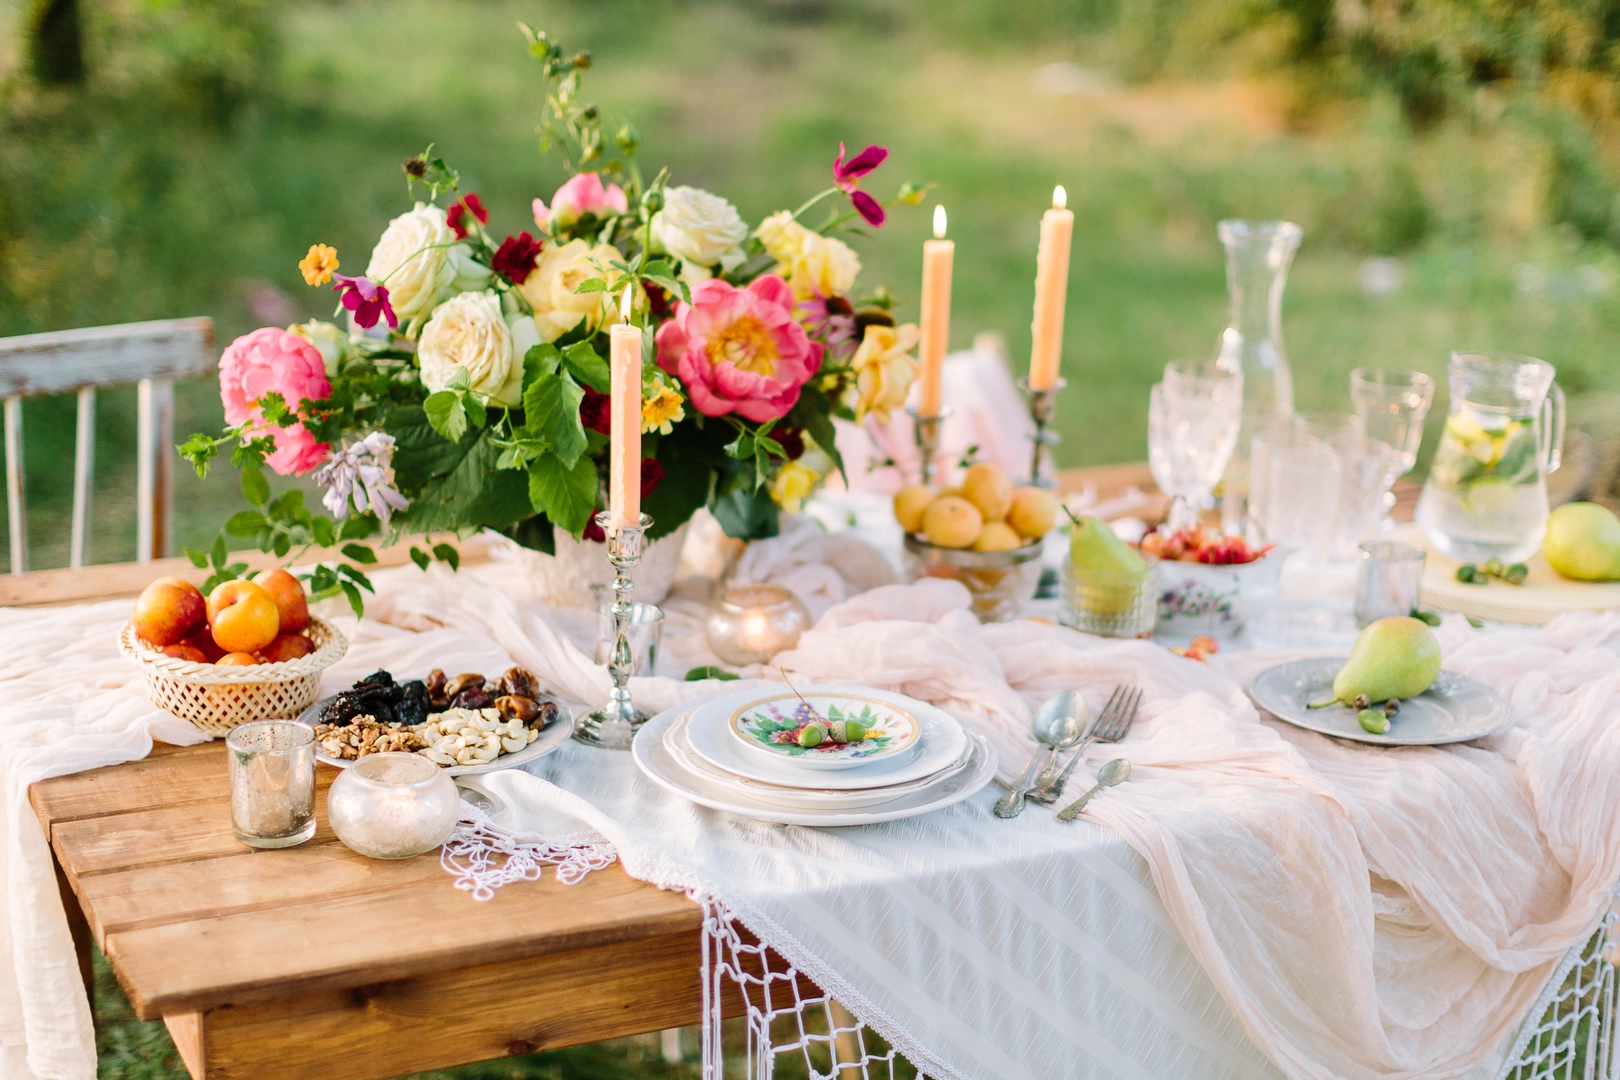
726;689;922;771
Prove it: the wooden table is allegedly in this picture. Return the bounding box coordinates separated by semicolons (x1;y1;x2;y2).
21;463;1410;1080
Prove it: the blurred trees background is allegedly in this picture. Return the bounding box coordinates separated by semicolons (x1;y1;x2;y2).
3;0;1620;570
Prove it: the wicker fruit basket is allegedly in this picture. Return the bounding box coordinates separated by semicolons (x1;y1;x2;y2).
118;616;348;737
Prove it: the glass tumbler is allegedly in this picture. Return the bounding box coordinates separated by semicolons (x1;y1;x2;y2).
1058;555;1160;639
227;720;316;849
1264;440;1342;563
1350;368;1435;475
594;601;665;675
1355;541;1426;627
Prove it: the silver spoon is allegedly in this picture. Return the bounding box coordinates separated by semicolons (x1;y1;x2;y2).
992;690;1088;819
1056;758;1131;821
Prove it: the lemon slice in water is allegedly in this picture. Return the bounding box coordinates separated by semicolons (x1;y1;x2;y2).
1466;476;1520;513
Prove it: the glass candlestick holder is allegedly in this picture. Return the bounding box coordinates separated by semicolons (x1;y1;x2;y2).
1019;376;1066;487
574;511;653;750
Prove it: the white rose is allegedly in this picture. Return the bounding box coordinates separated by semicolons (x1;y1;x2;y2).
651;186;749;278
755;210;860;299
288;319;350;378
518;239;625;343
416;291;523;407
366;203;458;332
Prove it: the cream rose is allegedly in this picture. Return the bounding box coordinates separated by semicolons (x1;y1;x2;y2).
755;210;861;299
416;291;527;407
518;239;625;342
850;323;919;424
366;203;459;331
651;186;748;279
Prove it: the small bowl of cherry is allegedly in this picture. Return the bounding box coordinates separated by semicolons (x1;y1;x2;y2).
1141;526;1288;638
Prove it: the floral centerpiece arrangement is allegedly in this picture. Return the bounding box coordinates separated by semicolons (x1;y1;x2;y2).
180;26;928;611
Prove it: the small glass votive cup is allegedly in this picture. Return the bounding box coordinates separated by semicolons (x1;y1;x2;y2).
706;583;812;666
1058;555;1160;639
327;752;461;860
594;601;666;675
1355;540;1426;627
227;720;316;850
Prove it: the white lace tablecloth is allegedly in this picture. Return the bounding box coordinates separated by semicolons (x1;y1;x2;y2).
2;530;1618;1080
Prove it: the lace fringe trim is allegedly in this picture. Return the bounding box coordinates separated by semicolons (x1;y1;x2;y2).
439;803;618;901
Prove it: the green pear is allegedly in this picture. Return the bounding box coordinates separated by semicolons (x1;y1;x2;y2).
1069;516;1148;615
1543;502;1620;582
1332;616;1442;705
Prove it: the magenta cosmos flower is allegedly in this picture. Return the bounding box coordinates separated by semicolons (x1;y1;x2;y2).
655;275;824;423
218;327;332;476
331;274;398;330
833;142;888;228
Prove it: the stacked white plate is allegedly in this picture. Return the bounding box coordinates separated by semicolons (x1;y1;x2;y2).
632;684;997;827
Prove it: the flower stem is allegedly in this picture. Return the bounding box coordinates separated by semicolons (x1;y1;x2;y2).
791;186;839;222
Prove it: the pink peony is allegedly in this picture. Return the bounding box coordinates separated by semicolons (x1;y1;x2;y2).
533;172;629;230
655;275;823;423
218;327;333;476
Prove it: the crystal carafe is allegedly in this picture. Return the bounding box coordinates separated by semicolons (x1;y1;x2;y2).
1416;352;1564;564
1214;220;1303;537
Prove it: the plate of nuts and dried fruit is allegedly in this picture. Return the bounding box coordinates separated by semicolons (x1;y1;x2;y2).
300;666;573;775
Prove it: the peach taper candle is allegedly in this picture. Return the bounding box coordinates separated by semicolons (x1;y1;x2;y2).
608;287;641;529
1028;186;1073;391
917;205;954;417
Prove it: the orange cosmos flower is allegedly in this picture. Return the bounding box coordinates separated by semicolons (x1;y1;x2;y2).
299;244;339;287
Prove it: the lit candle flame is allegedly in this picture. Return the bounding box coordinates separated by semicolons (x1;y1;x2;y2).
1052;185;1067;211
620;284;634;321
933;205;947;239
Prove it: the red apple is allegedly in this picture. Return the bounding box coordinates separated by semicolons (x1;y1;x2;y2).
215;651;259;667
253;568;309;634
181;629;227;664
257;633;315;664
207;581;281;655
160;643;210;664
132;577;207;647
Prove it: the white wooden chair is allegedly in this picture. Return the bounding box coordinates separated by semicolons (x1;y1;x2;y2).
0;318;216;572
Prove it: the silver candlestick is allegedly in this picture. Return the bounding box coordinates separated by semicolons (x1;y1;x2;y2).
1018;376;1066;488
907;405;953;487
573;511;653;750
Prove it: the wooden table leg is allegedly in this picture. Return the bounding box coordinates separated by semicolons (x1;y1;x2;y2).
53;854;94;1009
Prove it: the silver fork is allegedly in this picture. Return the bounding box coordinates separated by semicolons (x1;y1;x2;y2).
1025;685;1141;804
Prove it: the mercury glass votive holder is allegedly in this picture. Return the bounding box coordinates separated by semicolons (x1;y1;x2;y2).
327;752;461;860
227;720;317;849
706;583;812;666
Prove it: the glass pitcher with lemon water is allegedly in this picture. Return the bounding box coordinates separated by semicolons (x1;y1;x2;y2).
1416;352;1564;564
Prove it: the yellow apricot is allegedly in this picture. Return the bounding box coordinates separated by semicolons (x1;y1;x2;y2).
961;462;1013;522
1007;487;1058;539
921;496;984;549
893;484;936;533
972;520;1024;552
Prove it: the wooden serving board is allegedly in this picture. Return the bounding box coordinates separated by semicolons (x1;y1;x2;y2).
1390;525;1620;625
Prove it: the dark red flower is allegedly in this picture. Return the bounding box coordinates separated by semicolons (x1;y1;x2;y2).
773;426;806;461
644;281;672;320
832;142;889;228
641;457;665;497
331;275;397;330
583;517;606;543
492;231;543;285
579;387;611;435
447;193;488;239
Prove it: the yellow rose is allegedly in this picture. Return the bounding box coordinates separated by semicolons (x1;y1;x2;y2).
754;211;860;299
518;239;625;342
850;323;919;424
771;460;821;514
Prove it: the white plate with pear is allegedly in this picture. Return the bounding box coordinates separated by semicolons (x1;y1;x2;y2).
1248;615;1511;746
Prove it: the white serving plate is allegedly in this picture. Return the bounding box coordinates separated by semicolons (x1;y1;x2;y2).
299;695;575;777
635;705;996;827
1248;658;1512;746
667;713;971;810
724;687;922;770
686;685;967;789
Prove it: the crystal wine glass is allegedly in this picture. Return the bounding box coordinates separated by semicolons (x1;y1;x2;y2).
1148;361;1243;533
1350;368;1435;475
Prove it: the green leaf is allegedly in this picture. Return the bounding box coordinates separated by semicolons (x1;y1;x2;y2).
523;344;562;387
527;452;599;536
387;404;475;488
257;392;294;428
645;274;690;305
272;532;291;558
182;546;209;569
225;562;249;577
210;534;228;569
339;515;377;540
463;394;486;431
177;434;220;480
447;368;472;391
685;666;740;682
424;390;468;442
311;517;336;548
231;436;272;471
432;543;461;571
712;485;780;540
395;432;533;533
409;546;431;571
340;580;365;620
269;489;305;519
573;276;608;294
522;373;587;468
340;543;378;565
240;468;270;508
788;383;846;485
337;563;375;592
562;341;611;393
